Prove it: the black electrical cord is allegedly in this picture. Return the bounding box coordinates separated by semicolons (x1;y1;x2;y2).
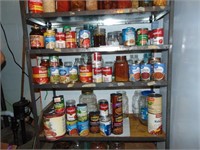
0;23;29;77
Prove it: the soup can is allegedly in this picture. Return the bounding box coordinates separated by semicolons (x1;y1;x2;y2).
122;27;136;46
53;95;65;114
79;30;90;48
140;63;151;81
66;120;78;136
102;66;112;82
77;103;88;122
148;113;162;135
147;94;162;114
153;63;165;81
79;64;92;83
100;116;111;136
66;99;77;121
43;109;66;141
32;66;49;84
152;28;164;45
136;28;148;46
92;68;102;83
129;63;140;82
77;120;89;136
98;99;109;117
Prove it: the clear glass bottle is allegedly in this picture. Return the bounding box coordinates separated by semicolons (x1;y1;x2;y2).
117;91;129;118
132;90;140;118
79;90;98;113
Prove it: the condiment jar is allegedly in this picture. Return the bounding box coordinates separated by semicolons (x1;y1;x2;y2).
71;0;86;11
94;28;106;47
114;56;129;82
30;25;44;49
43;0;56;12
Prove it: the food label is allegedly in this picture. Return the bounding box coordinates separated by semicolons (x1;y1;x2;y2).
77;121;89;136
69;66;78;83
92;68;102;83
102;67;112;82
129;64;140;81
54;96;65;114
28;0;43;13
99;103;109;117
50;67;59;84
148;113;162;135
148;95;162;114
66;31;76;48
140;64;151;81
79;30;90;48
79;65;92;83
122;27;136;46
77;105;88;122
153;63;165;81
66;120;78;136
30;35;44;48
152;28;164;45
59;66;70;84
45;36;56;49
32;66;49;84
100;120;111;136
66;106;77;121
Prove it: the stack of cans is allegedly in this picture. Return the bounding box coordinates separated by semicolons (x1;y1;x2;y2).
92;52;103;83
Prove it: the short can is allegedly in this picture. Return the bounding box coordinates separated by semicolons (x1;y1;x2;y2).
92;68;102;83
32;66;49;84
43;109;66;141
77;103;88;122
77;120;89;136
79;30;90;48
129;63;140;82
112;122;123;135
140;63;151;81
136;28;149;46
79;64;92;83
50;66;59;84
66;120;78;136
89;111;100;133
98;99;109;117
122;27;136;46
148;113;162;135
102;66;112;82
100;116;111;136
152;28;164;45
147;93;162;114
59;66;70;84
66;99;77;121
53;95;65;114
153;63;165;81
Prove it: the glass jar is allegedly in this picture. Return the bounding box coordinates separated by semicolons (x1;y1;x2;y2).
114;56;129;82
43;0;56;12
30;25;44;49
94;28;106;47
139;0;153;7
79;90;98;113
118;0;132;8
71;0;86;11
117;91;129;118
138;90;154;126
86;0;97;10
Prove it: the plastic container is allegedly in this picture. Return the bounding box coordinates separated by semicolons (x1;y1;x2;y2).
132;90;140;118
116;91;129;118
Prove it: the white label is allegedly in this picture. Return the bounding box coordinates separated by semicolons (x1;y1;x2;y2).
148;113;162;134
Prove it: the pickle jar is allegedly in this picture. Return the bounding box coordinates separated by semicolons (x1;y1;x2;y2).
71;0;86;11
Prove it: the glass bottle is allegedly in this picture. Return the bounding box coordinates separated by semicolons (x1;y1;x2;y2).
30;25;44;49
114;56;129;82
94;27;106;47
71;0;86;11
79;90;98;113
132;90;140;118
117;91;129;118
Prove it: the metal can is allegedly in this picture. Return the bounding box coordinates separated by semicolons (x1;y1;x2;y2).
69;65;78;83
122;27;136;46
66;31;77;48
89;111;100;133
136;28;148;46
59;66;70;84
55;32;66;48
129;63;140;82
28;0;43;13
98;99;109;117
92;52;102;68
32;66;49;84
79;30;90;48
112;122;123;135
49;56;59;67
148;113;162;135
66;120;78;136
92;68;102;83
100;116;111;136
77;120;89;136
50;67;59;84
102;66;112;82
111;93;123;116
153;63;165;81
77;103;88;122
43;109;66;141
152;28;164;45
140;63;151;81
66;99;77;121
53;95;65;114
44;29;56;49
79;64;92;83
147;94;162;114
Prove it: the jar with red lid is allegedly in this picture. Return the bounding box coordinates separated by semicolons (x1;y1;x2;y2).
114;56;129;82
118;0;132;8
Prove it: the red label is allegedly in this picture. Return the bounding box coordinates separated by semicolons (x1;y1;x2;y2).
66;107;76;114
56;32;66;41
100;103;108;111
66;31;76;48
79;65;92;83
102;67;112;75
92;52;102;61
93;68;102;75
28;0;43;13
152;28;164;37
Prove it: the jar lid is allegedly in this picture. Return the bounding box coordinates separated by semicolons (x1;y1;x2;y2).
141;90;155;96
66;99;76;106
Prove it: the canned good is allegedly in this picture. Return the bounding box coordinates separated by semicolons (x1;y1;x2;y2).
148;113;162;135
66;31;77;48
79;64;92;83
129;63;140;82
122;27;136;46
79;30;90;48
153;63;165;81
77;103;88;122
112;122;123;135
77;120;89;136
66;120;78;136
59;66;70;84
111;93;123;117
44;29;56;49
43;109;66;141
98;99;109;117
100;116;111;136
66;99;77;121
32;66;49;84
55;32;66;48
92;52;102;68
152;28;164;45
69;65;78;83
50;67;59;84
49;56;59;67
92;68;102;83
140;63;151;81
102;66;112;82
89;111;100;133
53;95;65;114
147;94;162;114
28;0;43;13
136;28;148;46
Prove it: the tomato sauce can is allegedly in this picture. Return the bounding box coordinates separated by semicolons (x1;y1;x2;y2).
129;63;140;82
43;109;66;141
153;63;165;81
66;31;77;48
92;68;102;83
102;66;112;82
28;0;43;13
98;99;109;117
140;63;151;81
152;28;164;45
79;30;90;48
79;64;92;83
136;28;148;46
55;32;66;48
148;113;162;135
122;27;136;46
100;116;111;136
53;95;65;114
147;94;162;114
32;66;49;84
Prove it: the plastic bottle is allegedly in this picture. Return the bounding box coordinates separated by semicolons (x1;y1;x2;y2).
132;90;140;118
117;91;129;118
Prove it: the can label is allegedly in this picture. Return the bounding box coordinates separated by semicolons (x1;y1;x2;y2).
43;111;66;141
92;68;102;83
100;118;111;136
50;67;59;84
30;35;44;48
112;122;123;135
66;120;78;136
28;0;43;13
152;28;164;45
113;115;123;123
153;63;165;81
129;64;140;82
66;31;77;48
122;27;136;46
102;67;112;82
77;120;89;136
79;65;92;83
66;106;77;121
148;94;162;114
99;103;109;117
79;30;90;48
45;36;55;49
53;96;65;114
140;64;151;81
69;66;78;83
59;66;70;83
49;56;59;67
136;28;148;46
89;113;100;133
55;32;66;48
148;113;162;135
77;104;88;122
32;66;49;84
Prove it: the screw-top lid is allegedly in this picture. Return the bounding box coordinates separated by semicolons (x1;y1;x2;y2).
141;90;155;96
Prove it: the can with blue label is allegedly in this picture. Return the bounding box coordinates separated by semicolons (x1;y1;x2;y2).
129;63;140;82
140;63;151;81
44;29;56;49
122;27;136;46
66;120;78;136
100;116;111;136
79;30;90;48
153;63;165;81
77;120;89;136
50;66;59;84
59;66;70;83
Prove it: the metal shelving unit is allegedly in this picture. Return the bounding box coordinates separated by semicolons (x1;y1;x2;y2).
20;1;174;149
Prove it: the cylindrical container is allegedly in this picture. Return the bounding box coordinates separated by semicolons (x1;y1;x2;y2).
69;65;78;83
66;31;77;48
28;0;43;13
86;0;97;10
83;24;96;47
152;28;164;45
53;95;65;114
112;122;123;135
30;25;44;49
79;64;92;83
139;0;153;7
109;142;125;149
114;56;129;82
90;142;107;149
66;99;77;121
148;113;162;135
56;0;70;12
77;103;88;122
79;30;90;48
153;63;165;81
77;120;89;136
55;32;66;48
140;63;151;81
132;0;139;8
70;0;86;11
92;68;102;83
92;52;102;68
116;91;129;118
32;66;49;84
110;93;123;116
43;0;56;12
94;28;106;47
50;66;59;84
43;109;66;141
147;94;162;114
102;66;112;83
44;29;56;49
98;99;109;117
118;0;132;8
122;27;136;46
49;56;59;67
89;111;100;133
153;0;166;6
59;65;70;84
136;28;149;46
100;116;111;136
66;120;78;136
129;63;140;82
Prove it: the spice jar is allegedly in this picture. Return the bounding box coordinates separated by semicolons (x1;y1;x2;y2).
71;0;86;11
86;0;97;10
94;28;106;47
43;0;56;12
114;56;129;82
30;25;44;49
56;0;70;12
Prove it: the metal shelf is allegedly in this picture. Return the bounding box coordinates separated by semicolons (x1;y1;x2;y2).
28;45;171;56
33;81;167;90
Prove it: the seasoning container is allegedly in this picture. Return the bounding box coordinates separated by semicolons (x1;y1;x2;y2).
118;0;132;8
56;0;70;12
100;116;111;136
98;99;109;117
28;0;43;13
44;29;56;49
153;0;166;6
94;28;106;47
89;111;100;133
53;95;65;114
116;91;129;118
114;56;129;82
86;0;97;10
122;27;136;46
30;25;44;49
71;0;86;11
139;0;153;7
43;0;56;12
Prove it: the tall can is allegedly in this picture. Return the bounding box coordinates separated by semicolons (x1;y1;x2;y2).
53;95;65;114
136;28;148;46
98;99;109;117
79;30;90;48
122;27;136;46
66;31;77;48
79;64;92;83
129;63;140;82
147;94;162;114
148;113;162;135
28;0;43;13
92;68;102;83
